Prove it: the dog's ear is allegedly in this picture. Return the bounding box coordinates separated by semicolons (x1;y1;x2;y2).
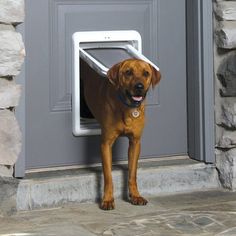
150;65;161;88
107;62;122;89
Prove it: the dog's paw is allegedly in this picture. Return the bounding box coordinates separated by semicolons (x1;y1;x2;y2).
130;196;148;206
100;199;115;210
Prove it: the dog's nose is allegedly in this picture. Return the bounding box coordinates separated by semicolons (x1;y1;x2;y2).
135;83;144;90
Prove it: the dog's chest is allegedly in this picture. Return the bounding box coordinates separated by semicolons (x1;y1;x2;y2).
121;107;144;133
123;109;139;124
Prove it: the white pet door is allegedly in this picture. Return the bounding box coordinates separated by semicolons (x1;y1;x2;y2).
72;30;159;136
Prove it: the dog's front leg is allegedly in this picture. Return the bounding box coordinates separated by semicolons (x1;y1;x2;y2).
100;133;117;210
128;137;148;205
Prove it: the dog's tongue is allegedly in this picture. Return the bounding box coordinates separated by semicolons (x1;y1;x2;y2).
132;96;143;102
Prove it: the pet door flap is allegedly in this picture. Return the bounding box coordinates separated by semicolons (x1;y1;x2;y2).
79;44;159;77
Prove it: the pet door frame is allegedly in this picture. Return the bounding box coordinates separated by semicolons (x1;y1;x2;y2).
72;30;159;136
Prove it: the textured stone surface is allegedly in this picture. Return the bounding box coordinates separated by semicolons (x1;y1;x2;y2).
216;148;236;190
215;21;236;49
214;0;236;196
0;25;25;76
0;165;13;177
3;191;236;235
0;1;25;177
0;24;14;31
221;98;236;128
217;52;236;97
216;126;236;148
215;2;236;20
0;110;21;166
0;78;21;109
0;0;24;24
0;177;19;216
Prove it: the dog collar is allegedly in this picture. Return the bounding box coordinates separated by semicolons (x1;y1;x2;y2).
117;92;141;108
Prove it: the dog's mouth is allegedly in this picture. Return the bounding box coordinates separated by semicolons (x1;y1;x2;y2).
125;90;146;106
118;89;146;108
131;96;143;102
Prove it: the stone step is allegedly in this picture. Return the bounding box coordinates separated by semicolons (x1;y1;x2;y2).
15;157;221;211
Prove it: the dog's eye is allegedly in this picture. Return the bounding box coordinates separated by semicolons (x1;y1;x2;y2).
143;70;150;77
125;69;133;77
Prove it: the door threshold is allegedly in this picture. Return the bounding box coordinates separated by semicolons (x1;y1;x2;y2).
25;155;193;175
17;156;219;211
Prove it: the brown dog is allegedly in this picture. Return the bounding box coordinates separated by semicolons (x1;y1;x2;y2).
81;58;161;210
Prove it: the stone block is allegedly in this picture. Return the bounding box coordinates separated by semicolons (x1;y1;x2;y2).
0;0;24;24
216;148;236;190
0;78;21;109
16;162;219;210
216;126;236;148
0;165;13;177
0;25;25;77
0;24;14;31
0;177;19;215
217;52;236;97
0;110;21;166
215;2;236;20
215;21;236;49
221;98;236;128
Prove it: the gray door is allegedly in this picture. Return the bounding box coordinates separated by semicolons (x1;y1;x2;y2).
24;0;187;170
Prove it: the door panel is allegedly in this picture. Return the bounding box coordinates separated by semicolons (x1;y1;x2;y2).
25;0;187;169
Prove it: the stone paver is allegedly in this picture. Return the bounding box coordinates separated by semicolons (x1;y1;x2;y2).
1;190;236;235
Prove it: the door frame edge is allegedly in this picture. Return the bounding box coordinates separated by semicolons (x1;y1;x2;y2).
186;0;215;163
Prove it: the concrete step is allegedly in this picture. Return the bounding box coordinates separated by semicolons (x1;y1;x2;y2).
15;157;221;211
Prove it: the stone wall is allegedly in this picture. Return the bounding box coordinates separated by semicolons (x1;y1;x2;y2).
0;0;25;177
214;0;236;190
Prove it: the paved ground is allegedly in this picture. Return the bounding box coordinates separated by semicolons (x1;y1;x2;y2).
0;190;236;236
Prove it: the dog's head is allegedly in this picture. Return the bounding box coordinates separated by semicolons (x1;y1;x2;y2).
107;59;161;107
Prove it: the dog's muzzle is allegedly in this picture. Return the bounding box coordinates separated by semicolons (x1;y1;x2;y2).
118;82;147;108
125;90;146;107
131;83;145;103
